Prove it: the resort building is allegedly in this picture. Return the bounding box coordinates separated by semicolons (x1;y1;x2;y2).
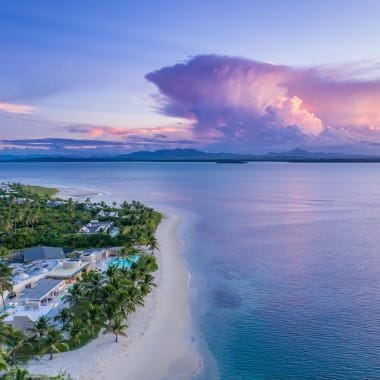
79;220;113;234
15;197;34;205
76;248;108;261
97;210;119;218
47;258;92;281
0;183;10;191
4;278;64;332
18;278;64;307
11;260;59;286
21;246;66;262
45;200;67;207
84;204;103;211
0;183;16;194
106;247;123;257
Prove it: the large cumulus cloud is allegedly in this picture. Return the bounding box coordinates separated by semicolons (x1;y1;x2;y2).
146;55;380;152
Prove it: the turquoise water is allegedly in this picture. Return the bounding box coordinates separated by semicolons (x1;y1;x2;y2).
2;162;380;379
109;255;139;269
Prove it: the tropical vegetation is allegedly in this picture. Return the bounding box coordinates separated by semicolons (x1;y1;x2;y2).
0;183;162;251
0;182;161;378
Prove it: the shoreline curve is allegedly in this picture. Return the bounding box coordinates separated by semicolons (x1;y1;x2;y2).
25;213;201;380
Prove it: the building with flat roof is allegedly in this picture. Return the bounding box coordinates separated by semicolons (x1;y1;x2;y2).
19;278;64;306
48;259;91;280
22;246;66;262
5;278;64;332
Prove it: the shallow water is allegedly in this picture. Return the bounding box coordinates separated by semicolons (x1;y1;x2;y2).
2;162;380;379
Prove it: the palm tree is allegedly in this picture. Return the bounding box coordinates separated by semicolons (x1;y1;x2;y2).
0;313;11;345
0;348;10;371
0;217;12;238
148;236;158;254
13;208;23;233
5;327;28;361
139;273;157;296
44;328;69;360
133;255;158;276
0;262;13;310
81;271;106;301
106;264;118;279
103;315;128;342
0;246;11;261
54;307;72;330
123;285;144;314
120;245;139;270
29;316;49;351
62;283;83;307
85;304;105;337
67;317;87;348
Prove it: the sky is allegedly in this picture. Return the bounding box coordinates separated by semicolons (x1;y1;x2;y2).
1;0;380;155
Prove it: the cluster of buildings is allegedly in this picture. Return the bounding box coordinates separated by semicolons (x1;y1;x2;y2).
0;183;17;194
0;183;33;204
3;245;123;333
0;182;124;331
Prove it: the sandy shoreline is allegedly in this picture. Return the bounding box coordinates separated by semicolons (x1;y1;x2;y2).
57;187;103;199
25;213;201;379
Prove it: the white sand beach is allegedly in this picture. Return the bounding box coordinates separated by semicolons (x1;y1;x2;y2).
25;213;201;380
57;187;102;199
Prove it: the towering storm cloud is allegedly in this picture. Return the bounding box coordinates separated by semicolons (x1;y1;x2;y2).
146;55;380;152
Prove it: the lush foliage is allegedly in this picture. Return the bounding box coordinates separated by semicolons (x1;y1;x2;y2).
0;183;162;251
0;183;161;378
0;253;158;376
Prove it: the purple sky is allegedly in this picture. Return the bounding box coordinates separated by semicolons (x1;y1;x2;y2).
1;1;380;155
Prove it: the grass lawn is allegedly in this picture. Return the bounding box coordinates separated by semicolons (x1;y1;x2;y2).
17;184;59;198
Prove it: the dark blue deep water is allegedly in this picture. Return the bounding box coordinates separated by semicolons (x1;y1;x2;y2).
2;162;380;379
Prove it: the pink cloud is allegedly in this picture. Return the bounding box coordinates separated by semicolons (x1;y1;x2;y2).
0;102;36;114
67;124;195;141
145;55;380;151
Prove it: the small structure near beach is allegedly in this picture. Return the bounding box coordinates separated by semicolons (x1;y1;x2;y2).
79;220;113;234
97;210;119;218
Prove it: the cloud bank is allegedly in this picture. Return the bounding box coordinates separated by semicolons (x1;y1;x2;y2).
146;55;380;152
3;55;380;155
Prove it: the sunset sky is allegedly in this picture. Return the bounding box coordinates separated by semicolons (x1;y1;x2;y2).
1;0;380;155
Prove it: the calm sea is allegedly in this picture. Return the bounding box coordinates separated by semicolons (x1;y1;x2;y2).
2;162;380;379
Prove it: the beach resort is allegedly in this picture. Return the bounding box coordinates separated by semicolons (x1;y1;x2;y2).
0;183;202;379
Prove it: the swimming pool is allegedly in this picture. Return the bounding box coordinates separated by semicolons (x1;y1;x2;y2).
108;255;139;269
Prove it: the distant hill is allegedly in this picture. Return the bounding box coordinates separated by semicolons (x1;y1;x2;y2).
0;149;252;162
120;149;248;161
0;148;379;163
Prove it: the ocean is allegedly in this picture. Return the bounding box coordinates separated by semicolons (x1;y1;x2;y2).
2;162;380;379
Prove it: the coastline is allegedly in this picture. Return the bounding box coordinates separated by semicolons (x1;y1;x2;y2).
25;212;201;379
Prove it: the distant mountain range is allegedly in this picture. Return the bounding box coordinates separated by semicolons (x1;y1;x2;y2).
0;148;379;163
